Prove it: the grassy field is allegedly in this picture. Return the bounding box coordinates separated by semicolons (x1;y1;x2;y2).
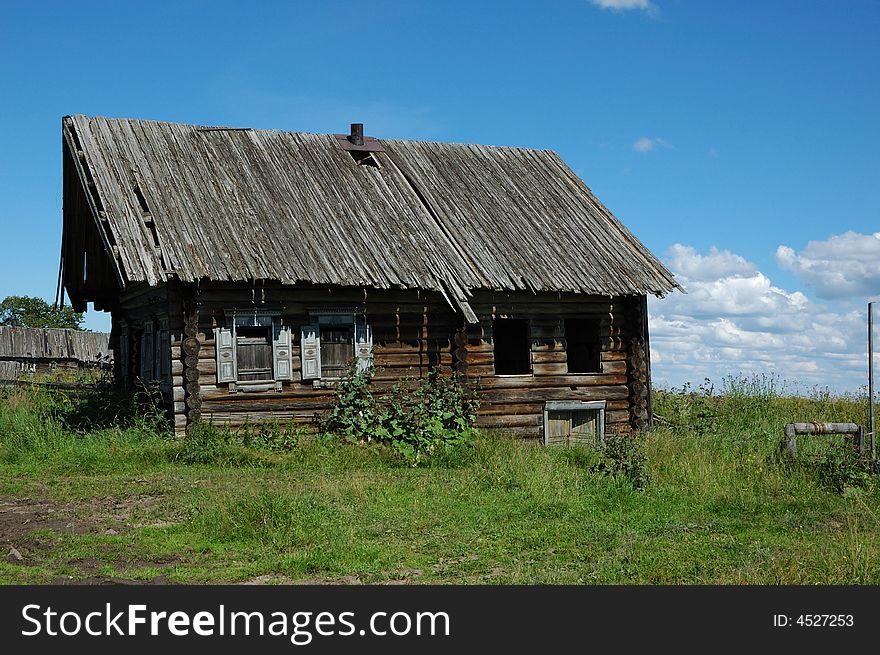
1;376;878;584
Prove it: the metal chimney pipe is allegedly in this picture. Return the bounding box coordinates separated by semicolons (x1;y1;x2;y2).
350;123;364;147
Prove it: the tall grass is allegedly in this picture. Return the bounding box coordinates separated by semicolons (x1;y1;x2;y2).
2;374;879;583
0;386;174;474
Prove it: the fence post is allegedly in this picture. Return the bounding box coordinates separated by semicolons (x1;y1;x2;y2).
783;423;797;457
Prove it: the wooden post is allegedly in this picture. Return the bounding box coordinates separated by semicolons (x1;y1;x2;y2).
783;423;798;457
452;323;469;382
641;294;653;429
626;296;650;430
182;296;201;433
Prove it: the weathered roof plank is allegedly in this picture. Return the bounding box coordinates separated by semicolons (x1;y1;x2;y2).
62;115;679;315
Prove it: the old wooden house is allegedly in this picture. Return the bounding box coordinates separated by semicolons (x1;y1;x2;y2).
60;115;679;440
0;326;111;381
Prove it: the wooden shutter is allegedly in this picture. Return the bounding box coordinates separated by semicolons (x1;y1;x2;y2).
273;323;293;381
354;322;373;374
546;410;570;447
157;318;170;381
570;410;598;446
300;324;321;380
215;326;236;383
140;321;154;381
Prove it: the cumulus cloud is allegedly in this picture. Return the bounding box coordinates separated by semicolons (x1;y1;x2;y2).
591;0;657;12
633;136;669;153
775;231;880;300
650;243;872;393
665;244;755;281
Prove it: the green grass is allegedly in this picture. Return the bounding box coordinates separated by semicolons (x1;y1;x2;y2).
0;376;878;584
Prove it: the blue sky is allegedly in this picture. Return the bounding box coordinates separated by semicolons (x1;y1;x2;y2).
1;0;878;391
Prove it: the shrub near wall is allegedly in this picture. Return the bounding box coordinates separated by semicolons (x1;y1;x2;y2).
321;366;479;466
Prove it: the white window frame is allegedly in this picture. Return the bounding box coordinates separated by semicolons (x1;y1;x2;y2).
301;308;373;385
215;309;292;392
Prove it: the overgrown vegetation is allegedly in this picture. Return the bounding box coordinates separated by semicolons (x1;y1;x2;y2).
320;365;479;466
1;373;879;584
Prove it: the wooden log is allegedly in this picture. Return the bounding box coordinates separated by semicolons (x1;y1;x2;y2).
477;386;629;403
201;398;336;412
474;374;627;389
600;360;627;375
201;412;323;426
489;425;541;438
197;359;217;376
530;350;567;364
475;414;542;428
605;410;629;424
532;362;570;375
182;337;200;356
373;352;454;367
477;402;545;416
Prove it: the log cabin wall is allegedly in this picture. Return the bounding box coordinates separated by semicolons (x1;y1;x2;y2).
165;284;459;435
114;283;647;439
463;291;638;439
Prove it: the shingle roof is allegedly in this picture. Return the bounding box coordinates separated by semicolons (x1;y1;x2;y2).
62;115;678;321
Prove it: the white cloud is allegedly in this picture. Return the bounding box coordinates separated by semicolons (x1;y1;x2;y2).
776;231;880;300
665;244;755;281
650;243;873;393
591;0;657;12
633;136;669;153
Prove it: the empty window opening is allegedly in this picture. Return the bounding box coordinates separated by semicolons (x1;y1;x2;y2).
565;319;601;373
493;318;531;375
320;325;354;378
235;325;273;382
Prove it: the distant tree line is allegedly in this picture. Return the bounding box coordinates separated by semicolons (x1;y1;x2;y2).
0;295;84;330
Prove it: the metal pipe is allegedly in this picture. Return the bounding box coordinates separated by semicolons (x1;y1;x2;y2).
349;123;364;147
870;301;875;460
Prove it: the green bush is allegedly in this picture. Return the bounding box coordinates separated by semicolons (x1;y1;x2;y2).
321;365;479;466
320;365;380;444
595;432;649;489
813;442;875;494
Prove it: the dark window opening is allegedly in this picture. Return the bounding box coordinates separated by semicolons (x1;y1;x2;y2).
492;318;531;375
236;325;273;381
320;325;354;378
565;319;601;373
